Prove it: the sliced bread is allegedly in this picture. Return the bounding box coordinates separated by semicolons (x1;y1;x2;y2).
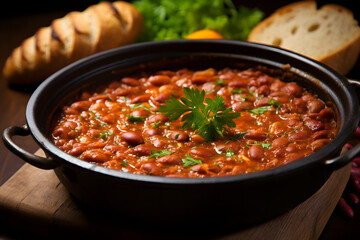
247;1;360;75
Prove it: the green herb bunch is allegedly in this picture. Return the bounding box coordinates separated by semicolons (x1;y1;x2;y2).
133;0;264;41
158;87;240;142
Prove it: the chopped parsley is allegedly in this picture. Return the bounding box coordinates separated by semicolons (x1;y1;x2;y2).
247;106;270;115
225;149;235;157
247;141;271;149
99;131;113;139
149;149;173;158
127;115;145;123
182;154;202;167
267;99;280;108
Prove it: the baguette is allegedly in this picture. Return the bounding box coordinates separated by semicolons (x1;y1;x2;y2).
247;1;360;75
2;1;143;85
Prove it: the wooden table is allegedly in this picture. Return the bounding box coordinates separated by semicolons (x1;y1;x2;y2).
1;2;360;239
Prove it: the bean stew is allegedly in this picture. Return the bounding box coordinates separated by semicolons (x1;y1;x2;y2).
51;67;337;178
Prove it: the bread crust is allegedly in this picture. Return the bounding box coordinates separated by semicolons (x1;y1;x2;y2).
2;1;143;85
247;1;360;75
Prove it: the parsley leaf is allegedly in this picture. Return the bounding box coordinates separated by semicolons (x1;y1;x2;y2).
158;87;241;141
182;154;202;167
247;141;271;149
247;106;270;115
99;131;113;139
127;115;146;123
267;99;280;108
225;149;235;157
149;149;173;158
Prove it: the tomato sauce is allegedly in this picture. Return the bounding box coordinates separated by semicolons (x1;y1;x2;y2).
52;67;337;177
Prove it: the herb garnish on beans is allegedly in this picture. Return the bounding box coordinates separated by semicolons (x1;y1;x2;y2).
52;67;337;177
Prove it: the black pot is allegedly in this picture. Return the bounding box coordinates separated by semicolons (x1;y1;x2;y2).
3;40;360;228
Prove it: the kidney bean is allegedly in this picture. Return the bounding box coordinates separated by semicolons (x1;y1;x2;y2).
201;82;217;93
338;197;354;218
190;148;216;158
249;79;259;87
69;145;88;156
311;139;331;151
156;154;182;165
70;101;92;112
272;137;289;148
147;114;169;124
311;130;328;139
288;119;301;127
195;68;216;76
170;131;189;142
191;76;214;84
318;108;334;120
270;80;286;92
301;94;315;102
285;152;306;163
153;139;166;148
347;192;359;204
121;77;140;86
232;101;253;111
284;82;303;97
141;163;163;176
289;132;308;141
112;88;131;96
121;131;144;146
273;96;290;104
102;113;117;124
87;129;102;139
103;144;127;153
191;134;205;143
249;145;264;160
228;79;248;88
225;142;241;153
257;85;270;96
149;75;171;86
274;148;286;158
292;98;307;113
133;144;152;156
351;167;360;177
159;84;179;94
304;119;325;131
307;99;325;113
82;150;109;163
143;128;160;136
53;127;71;138
131;109;149;118
154;93;171;103
244;131;267;141
254;97;271;107
257;75;275;85
286;143;298;153
191;164;208;174
231;165;245;175
131;94;150;104
62;121;77;129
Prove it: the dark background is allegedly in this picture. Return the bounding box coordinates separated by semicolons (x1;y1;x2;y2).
0;0;359;239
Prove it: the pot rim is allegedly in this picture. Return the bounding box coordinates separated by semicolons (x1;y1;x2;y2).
26;39;360;185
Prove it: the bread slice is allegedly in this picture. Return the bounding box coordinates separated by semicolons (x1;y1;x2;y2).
2;1;143;85
247;1;360;75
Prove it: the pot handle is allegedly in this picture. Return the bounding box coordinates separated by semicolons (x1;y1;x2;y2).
2;125;58;169
324;143;360;169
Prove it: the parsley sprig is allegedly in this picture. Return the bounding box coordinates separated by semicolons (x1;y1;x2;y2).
158;87;241;141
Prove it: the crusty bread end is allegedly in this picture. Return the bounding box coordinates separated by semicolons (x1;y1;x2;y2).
2;1;143;85
247;1;360;75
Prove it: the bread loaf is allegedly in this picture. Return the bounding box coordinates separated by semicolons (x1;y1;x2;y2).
247;1;360;75
2;1;143;85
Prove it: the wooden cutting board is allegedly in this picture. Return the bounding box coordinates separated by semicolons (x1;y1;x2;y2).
0;149;351;239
